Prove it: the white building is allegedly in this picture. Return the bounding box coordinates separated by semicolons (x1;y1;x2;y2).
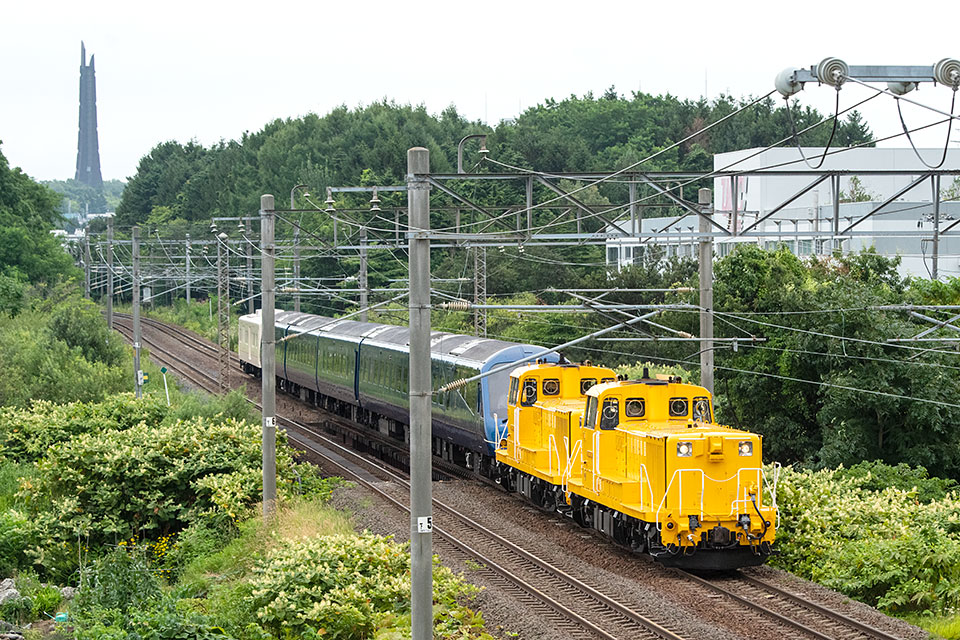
605;148;960;279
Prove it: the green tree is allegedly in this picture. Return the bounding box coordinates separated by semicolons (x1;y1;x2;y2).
0;143;79;284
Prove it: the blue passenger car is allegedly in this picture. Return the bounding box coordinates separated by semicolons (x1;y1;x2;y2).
237;311;557;460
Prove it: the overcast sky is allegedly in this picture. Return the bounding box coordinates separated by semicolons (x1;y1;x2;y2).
3;0;958;182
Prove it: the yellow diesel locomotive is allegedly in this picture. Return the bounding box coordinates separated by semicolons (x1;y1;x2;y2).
495;362;778;570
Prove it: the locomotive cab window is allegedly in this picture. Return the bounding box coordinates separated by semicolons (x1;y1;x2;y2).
585;396;598;429
693;396;712;422
542;378;560;396
520;378;538;406
669;397;689;417
599;398;619;430
624;398;645;418
580;378;597;395
601;377;615;384
508;377;519;406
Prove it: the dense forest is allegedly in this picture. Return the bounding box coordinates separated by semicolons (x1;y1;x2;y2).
115;90;872;226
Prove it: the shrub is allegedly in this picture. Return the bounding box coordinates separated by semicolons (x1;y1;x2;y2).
772;463;960;614
23;416;296;546
48;297;126;366
249;533;481;639
0;509;29;575
0;394;168;462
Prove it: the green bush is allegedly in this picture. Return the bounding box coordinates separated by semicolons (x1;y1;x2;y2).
0;295;132;408
72;548;231;640
0;325;128;407
0;509;29;575
832;460;958;503
48;297;126;366
0;394;168;462
249;533;483;640
23;416;296;546
772;463;960;614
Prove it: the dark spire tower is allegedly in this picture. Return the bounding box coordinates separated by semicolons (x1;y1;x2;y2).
75;41;103;190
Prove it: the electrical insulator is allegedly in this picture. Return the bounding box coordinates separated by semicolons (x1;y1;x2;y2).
816;57;848;87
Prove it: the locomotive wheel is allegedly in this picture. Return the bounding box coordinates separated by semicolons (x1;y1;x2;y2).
612;518;632;546
538;486;559;513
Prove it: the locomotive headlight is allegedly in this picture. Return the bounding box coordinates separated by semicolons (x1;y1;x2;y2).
738;440;754;457
676;441;693;457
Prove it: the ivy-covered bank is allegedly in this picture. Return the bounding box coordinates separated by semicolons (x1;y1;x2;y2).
0;392;492;639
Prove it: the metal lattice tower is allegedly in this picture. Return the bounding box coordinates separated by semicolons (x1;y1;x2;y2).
216;233;230;393
473;245;487;337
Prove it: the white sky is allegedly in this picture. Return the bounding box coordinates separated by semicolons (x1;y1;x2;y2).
3;0;958;182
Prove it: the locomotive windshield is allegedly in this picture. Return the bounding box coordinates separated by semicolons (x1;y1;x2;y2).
508;377;519;406
693;396;712;422
599;398;619;430
521;378;538;406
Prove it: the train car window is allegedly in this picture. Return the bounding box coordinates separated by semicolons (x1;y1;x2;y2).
599;398;619;430
542;378;560;396
693;396;711;422
520;378;538;406
580;378;597;394
508;377;519;405
625;398;645;417
669;397;689;417
601;377;615;384
585;396;598;429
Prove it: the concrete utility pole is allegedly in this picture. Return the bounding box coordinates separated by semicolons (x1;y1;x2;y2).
216;233;230;393
83;228;91;299
293;226;301;313
246;229;255;314
407;147;433;640
185;233;191;304
132;227;142;399
698;188;714;395
260;194;277;518
932;175;941;280
832;175;842;254
359;225;368;322
291;185;307;313
106;221;113;330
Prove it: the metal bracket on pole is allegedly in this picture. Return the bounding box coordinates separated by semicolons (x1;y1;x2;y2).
776;59;960;97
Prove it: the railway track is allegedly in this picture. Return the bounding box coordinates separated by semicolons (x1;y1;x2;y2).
112;314;690;640
683;572;902;640
112;314;914;640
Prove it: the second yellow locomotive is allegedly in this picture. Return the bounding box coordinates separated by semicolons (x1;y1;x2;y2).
495;361;777;570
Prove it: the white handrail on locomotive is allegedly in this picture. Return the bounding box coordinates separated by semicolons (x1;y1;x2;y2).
654;466;780;533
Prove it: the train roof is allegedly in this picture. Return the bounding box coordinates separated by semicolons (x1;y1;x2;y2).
261;311;546;365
